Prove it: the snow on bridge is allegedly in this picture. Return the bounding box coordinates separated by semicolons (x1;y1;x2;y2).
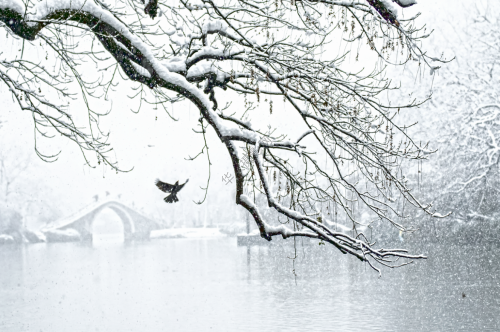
42;199;162;242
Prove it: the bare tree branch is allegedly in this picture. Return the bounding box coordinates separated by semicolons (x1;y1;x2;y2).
0;0;447;271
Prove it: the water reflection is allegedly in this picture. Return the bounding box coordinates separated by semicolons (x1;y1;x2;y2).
0;238;499;331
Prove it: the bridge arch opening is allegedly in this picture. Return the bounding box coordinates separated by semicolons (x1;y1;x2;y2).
91;206;134;245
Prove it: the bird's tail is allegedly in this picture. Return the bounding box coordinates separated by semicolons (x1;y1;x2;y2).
164;193;179;203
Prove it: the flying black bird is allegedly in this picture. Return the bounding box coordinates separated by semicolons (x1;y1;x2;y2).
155;179;189;203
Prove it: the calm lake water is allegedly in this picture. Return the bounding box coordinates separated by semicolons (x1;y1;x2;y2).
1;236;499;332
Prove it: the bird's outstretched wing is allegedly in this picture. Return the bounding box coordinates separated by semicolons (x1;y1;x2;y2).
176;179;189;191
155;179;175;193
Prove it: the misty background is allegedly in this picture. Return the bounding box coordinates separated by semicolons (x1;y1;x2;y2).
2;1;500;332
0;0;488;234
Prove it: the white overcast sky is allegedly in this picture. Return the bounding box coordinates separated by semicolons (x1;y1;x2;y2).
0;0;476;228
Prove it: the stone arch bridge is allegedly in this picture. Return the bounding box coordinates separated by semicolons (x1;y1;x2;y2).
44;200;161;242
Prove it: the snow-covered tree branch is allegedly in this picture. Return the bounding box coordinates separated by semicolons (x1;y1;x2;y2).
410;1;500;223
0;0;445;271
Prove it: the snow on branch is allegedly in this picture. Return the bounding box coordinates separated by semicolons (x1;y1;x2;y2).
0;0;444;272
